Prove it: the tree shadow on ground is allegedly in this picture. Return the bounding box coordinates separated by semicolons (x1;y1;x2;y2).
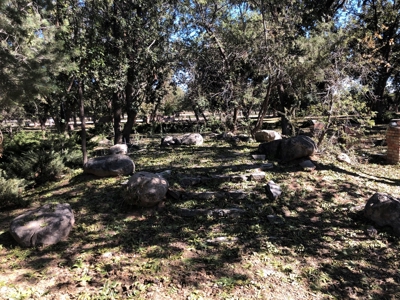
1;141;400;298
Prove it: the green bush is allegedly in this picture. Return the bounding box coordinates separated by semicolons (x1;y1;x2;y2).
0;170;27;208
1;131;82;185
64;149;83;168
6;148;66;185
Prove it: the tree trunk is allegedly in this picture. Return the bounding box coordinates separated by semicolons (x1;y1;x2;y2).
122;110;137;144
373;72;391;122
232;107;239;133
150;101;161;123
277;84;292;136
78;81;87;165
112;92;122;144
251;79;273;137
122;67;139;143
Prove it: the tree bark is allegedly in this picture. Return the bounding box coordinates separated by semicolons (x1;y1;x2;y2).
277;84;292;136
122;67;137;144
251;79;273;137
112;92;122;144
78;81;87;165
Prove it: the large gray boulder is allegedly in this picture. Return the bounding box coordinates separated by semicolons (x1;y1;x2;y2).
364;192;400;236
254;130;282;143
84;154;135;177
124;171;169;207
258;135;317;162
10;203;75;247
181;133;204;145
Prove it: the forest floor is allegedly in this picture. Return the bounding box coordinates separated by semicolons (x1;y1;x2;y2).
0;126;400;299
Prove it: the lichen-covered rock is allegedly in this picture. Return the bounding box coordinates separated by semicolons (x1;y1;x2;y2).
364;192;400;236
10;203;74;247
124;171;169;207
84;154;135;177
258;135;317;162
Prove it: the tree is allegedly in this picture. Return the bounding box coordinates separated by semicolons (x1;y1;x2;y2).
0;0;69;107
349;0;400;121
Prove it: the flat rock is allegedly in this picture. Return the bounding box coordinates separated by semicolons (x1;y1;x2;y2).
250;172;266;181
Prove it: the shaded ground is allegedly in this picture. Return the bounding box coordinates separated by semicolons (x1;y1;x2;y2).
0;129;400;299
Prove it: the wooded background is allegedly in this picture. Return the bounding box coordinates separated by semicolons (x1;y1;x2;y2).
1;0;399;159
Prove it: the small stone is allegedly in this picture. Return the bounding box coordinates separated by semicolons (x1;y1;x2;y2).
364;192;400;236
227;191;247;200
265;180;282;200
337;153;352;164
102;252;113;258
250;172;266;181
84;154;135;177
124;172;168;207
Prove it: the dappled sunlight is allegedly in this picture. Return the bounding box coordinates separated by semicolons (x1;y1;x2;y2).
1;135;400;299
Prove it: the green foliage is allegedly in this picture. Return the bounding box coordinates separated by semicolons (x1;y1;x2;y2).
6;148;65;185
64;149;84;168
2;131;42;158
1;131;82;185
0;170;27;208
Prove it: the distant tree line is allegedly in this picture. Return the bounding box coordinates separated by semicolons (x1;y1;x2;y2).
1;0;399;163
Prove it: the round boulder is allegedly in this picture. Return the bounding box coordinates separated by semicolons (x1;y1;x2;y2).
364;192;400;236
10;203;75;247
124;171;169;207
